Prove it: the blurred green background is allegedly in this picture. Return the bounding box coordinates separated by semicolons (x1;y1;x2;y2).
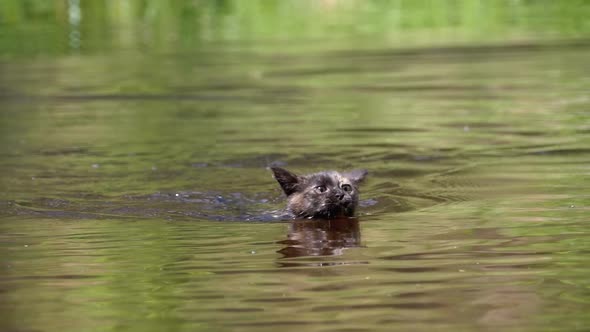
2;0;590;56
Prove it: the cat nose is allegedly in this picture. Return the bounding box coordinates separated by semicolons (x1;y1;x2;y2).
336;191;345;201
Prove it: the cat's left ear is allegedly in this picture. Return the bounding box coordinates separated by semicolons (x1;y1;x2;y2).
345;169;368;185
271;167;301;196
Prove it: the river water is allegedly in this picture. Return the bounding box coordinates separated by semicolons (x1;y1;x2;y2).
1;9;590;332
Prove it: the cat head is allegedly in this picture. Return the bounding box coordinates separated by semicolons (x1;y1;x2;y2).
271;167;368;219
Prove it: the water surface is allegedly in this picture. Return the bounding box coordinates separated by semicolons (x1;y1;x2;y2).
1;3;590;332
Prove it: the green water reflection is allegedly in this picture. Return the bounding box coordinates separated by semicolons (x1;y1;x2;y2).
1;1;590;332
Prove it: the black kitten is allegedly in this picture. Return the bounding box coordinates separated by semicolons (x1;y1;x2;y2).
271;167;368;219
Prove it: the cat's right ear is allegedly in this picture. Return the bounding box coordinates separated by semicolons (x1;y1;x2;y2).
271;167;300;196
345;169;368;185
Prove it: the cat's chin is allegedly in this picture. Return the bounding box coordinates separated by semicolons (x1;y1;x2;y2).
295;206;355;220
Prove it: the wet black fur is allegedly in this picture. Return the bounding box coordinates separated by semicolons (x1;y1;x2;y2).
271;167;367;219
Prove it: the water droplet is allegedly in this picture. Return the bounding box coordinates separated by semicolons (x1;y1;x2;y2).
175;193;179;197
24;245;29;247
31;177;36;180
250;250;257;254
151;166;158;171
459;269;465;272
569;204;575;208
92;164;100;169
463;125;470;132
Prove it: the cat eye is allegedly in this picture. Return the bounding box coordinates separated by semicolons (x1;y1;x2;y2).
341;184;353;192
315;185;327;193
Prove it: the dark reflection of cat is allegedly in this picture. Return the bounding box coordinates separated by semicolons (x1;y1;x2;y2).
277;218;361;258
